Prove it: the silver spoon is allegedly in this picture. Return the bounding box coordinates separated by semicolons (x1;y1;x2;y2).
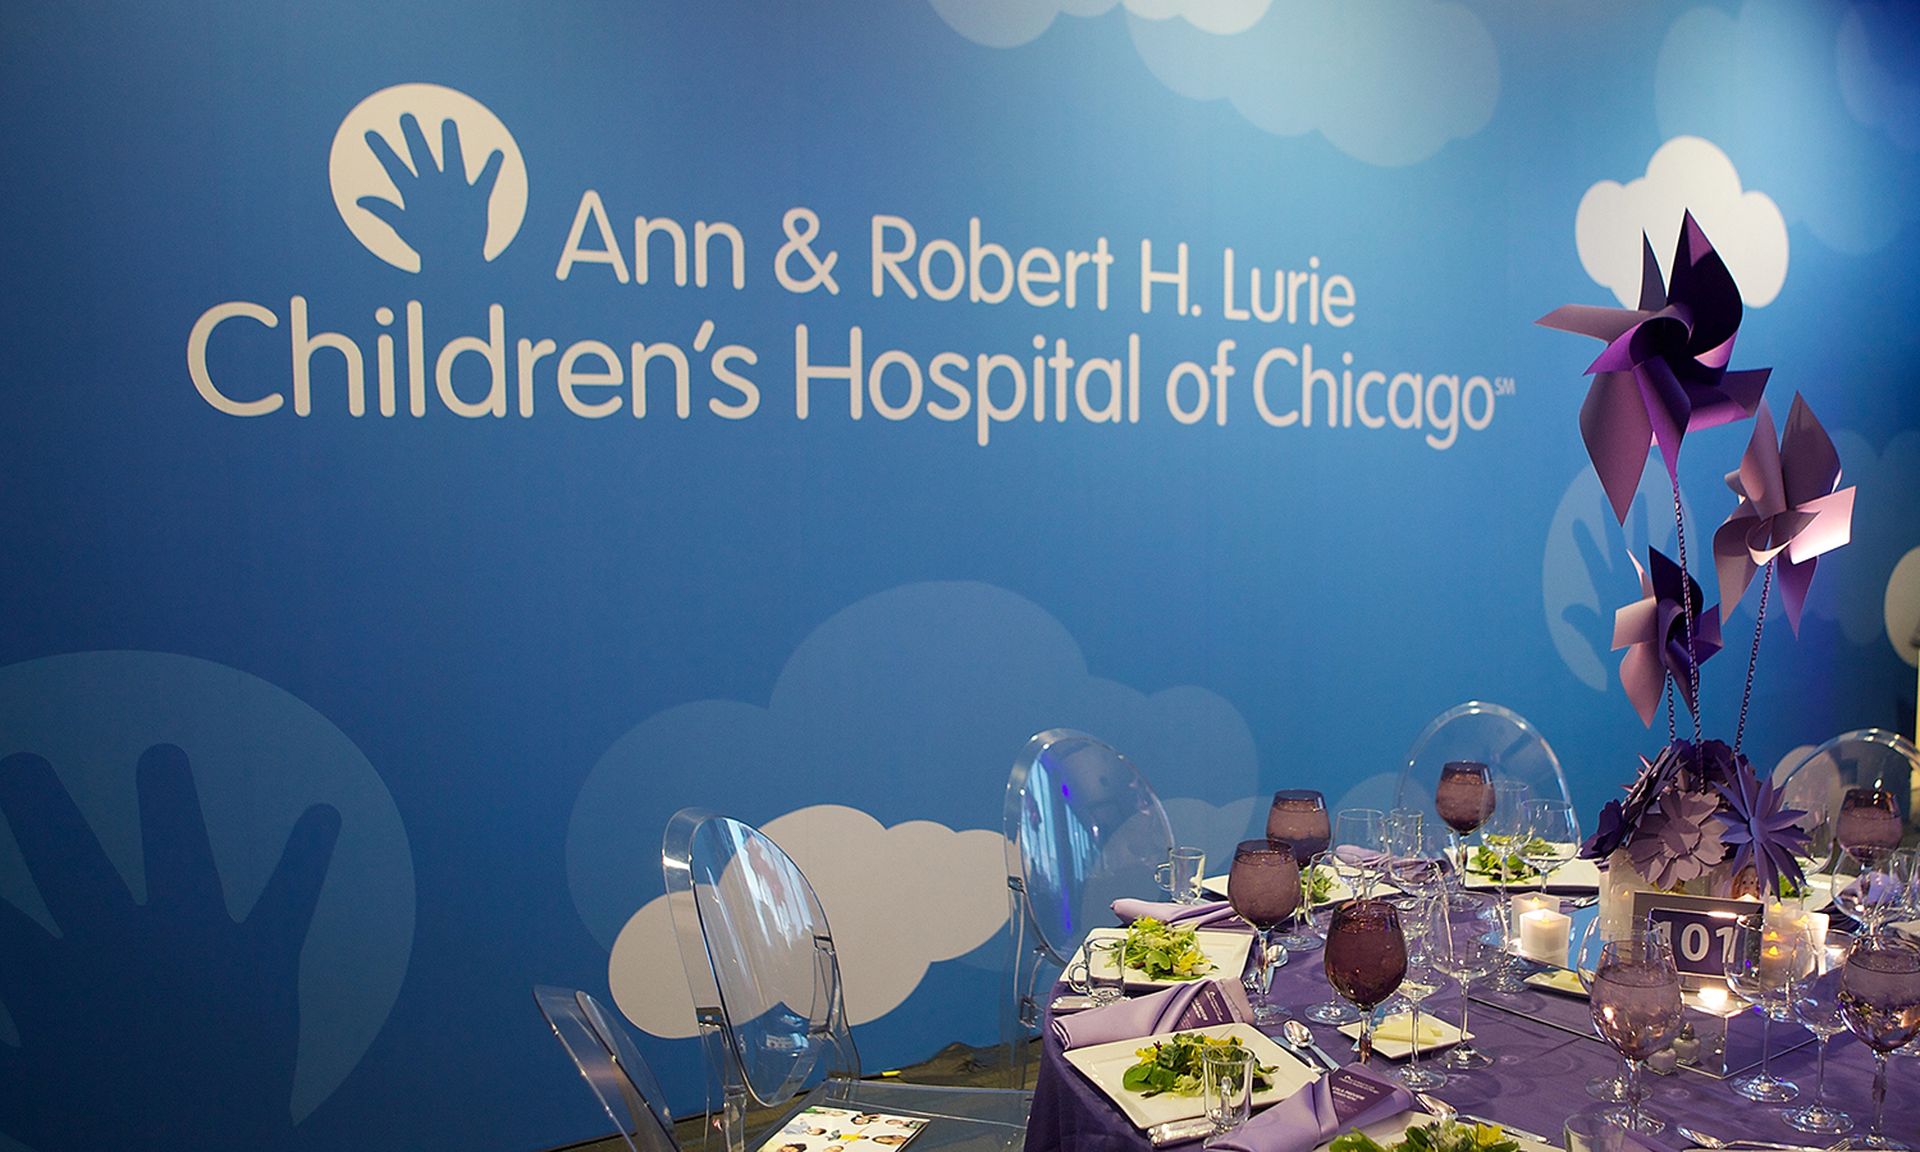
1281;1019;1342;1073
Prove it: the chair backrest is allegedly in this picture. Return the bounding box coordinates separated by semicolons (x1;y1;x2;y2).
1396;701;1570;824
663;808;857;1113
534;985;679;1152
1003;728;1174;967
1777;728;1920;861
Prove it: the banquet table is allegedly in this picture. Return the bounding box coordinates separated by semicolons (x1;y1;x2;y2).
1024;924;1919;1152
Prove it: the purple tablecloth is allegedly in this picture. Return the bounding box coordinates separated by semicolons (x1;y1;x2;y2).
1025;934;1919;1151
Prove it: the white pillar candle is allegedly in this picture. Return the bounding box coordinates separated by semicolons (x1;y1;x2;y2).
1519;908;1571;966
1806;911;1830;954
1512;892;1557;921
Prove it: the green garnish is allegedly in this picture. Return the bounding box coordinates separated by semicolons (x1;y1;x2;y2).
1305;863;1336;905
1120;1032;1277;1098
1466;837;1556;880
1121;918;1214;981
1330;1119;1521;1152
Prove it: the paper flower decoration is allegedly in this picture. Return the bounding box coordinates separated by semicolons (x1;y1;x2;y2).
1629;785;1728;889
1538;213;1770;522
1713;760;1811;897
1580;798;1630;860
1712;394;1856;634
1612;548;1723;726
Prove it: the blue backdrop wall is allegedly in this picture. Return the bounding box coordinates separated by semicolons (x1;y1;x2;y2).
3;2;1919;1150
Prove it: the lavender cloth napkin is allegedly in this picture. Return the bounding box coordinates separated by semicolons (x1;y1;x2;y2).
1050;978;1253;1050
1209;1064;1415;1152
1111;898;1243;928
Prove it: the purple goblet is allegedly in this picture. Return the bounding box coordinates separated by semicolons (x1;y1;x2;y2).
1839;936;1920;1149
1588;933;1683;1134
1324;898;1407;1064
1435;761;1494;910
1267;791;1330;952
1229;839;1301;1025
1838;788;1904;865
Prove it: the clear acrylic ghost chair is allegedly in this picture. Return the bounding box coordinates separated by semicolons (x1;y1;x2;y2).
1397;701;1570;826
534;985;680;1152
1002;728;1174;1088
663;808;1028;1152
1778;728;1920;879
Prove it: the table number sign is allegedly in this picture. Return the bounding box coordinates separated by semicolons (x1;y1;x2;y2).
1630;892;1761;987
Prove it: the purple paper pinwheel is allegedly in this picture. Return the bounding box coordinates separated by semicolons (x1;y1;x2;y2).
1714;760;1811;898
1713;394;1856;634
1613;547;1721;727
1538;212;1770;522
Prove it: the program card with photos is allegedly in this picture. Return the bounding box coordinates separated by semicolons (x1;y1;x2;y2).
757;1105;928;1152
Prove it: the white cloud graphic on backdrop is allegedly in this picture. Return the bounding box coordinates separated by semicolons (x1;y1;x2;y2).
1656;1;1920;254
567;581;1261;1035
610;805;1005;1038
928;0;1497;167
1575;137;1788;309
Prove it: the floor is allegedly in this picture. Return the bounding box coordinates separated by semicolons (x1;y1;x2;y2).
545;1038;1041;1152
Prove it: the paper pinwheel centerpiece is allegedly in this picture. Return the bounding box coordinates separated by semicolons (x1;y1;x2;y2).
1713;394;1857;634
1538;212;1770;523
1612;547;1721;727
1544;209;1857;902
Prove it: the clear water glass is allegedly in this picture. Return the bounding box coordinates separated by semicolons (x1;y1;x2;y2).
1303;851;1362;1025
1331;808;1387;898
1725;913;1802;1103
1485;779;1532;992
1201;1044;1254;1146
1786;930;1856;1135
1433;893;1497;1069
1397;898;1448;1089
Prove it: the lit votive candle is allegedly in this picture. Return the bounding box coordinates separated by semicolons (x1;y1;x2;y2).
1519;908;1571;966
1512;892;1557;921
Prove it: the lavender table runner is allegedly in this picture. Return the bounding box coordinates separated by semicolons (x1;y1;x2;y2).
1025;934;1916;1151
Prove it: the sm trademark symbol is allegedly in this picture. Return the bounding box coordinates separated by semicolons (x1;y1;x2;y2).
1494;377;1517;396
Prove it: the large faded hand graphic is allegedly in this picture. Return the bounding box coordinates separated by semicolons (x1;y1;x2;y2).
0;745;338;1151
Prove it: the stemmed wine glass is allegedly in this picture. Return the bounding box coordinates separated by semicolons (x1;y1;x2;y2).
1229;838;1301;1025
1397;899;1448;1089
1324;898;1408;1065
1785;929;1856;1136
1585;930;1684;1133
1331;808;1387;899
1434;761;1494;908
1839;934;1920;1149
1835;852;1905;938
1267;790;1330;953
1432;893;1498;1070
1521;799;1580;893
1485;780;1532;992
1724;913;1802;1103
1837;787;1904;865
1575;915;1631;1105
1301;850;1362;1025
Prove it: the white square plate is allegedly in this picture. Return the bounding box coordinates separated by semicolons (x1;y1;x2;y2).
1337;1012;1468;1059
1460;854;1601;892
1061;1022;1318;1130
1076;926;1254;988
1317;1110;1558;1152
1203;869;1359;904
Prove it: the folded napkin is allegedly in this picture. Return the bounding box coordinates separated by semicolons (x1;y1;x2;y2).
1371;1014;1450;1046
1209;1064;1414;1152
1051;978;1253;1050
1112;898;1244;929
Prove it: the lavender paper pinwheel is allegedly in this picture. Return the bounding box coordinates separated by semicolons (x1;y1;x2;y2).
1713;759;1810;897
1713;394;1856;634
1538;213;1770;522
1613;548;1722;726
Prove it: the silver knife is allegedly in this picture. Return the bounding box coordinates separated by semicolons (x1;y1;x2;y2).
1146;1117;1215;1146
